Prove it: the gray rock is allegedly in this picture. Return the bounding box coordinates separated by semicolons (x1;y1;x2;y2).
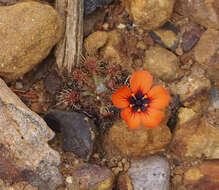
84;0;113;16
44;110;96;160
128;156;170;190
209;86;219;110
0;78;62;190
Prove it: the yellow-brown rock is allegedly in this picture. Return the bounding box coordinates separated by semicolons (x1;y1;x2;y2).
143;46;179;82
184;160;219;189
194;29;219;85
101;30;131;68
194;29;219;87
122;0;175;30
171;116;219;160
187;0;219;30
170;66;211;105
194;29;219;67
177;108;197;126
72;164;114;190
151;29;179;51
103;120;171;158
84;30;131;68
84;31;108;55
0;1;63;80
117;173;133;190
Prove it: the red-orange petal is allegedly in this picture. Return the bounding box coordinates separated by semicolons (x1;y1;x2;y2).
140;108;163;128
112;86;131;108
148;85;171;109
130;70;153;94
121;108;141;130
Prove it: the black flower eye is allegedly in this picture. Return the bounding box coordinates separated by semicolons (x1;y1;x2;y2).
128;91;150;113
135;91;144;99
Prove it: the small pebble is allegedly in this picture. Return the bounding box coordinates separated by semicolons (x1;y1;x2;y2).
102;22;109;30
15;81;23;89
172;175;182;184
210;86;218;104
173;167;184;175
96;83;107;94
112;167;123;175
136;41;146;50
178;186;187;190
121;158;127;164
123;161;130;172
72;164;114;189
74;159;79;165
66;176;73;184
117;23;126;29
213;100;219;109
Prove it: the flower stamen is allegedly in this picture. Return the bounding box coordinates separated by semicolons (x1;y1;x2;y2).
128;90;150;113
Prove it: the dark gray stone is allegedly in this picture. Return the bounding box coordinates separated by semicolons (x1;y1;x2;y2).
44;110;96;160
84;0;113;16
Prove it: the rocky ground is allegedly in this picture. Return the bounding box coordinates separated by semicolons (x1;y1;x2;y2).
0;0;219;190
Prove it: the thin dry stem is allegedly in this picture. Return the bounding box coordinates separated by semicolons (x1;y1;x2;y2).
55;0;84;73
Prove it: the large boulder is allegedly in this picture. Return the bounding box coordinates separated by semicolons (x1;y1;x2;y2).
0;78;62;190
0;1;63;80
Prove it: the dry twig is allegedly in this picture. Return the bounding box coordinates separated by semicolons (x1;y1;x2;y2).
55;0;84;73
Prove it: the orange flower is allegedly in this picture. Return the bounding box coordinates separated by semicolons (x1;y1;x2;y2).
112;70;170;129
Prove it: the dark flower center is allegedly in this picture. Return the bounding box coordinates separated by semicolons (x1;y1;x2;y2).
128;90;150;113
